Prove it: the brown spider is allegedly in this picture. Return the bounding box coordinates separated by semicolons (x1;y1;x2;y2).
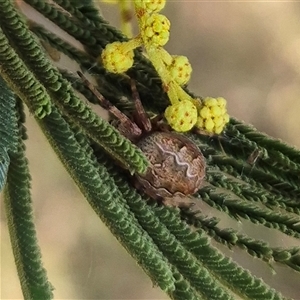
78;71;206;206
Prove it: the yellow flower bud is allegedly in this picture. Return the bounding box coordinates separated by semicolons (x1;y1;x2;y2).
195;96;230;134
168;55;192;86
164;100;197;132
101;38;142;73
142;13;170;47
101;41;134;73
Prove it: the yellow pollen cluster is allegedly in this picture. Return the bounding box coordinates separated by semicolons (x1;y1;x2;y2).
101;41;134;74
167;55;192;86
142;13;170;47
164;100;198;132
194;97;230;134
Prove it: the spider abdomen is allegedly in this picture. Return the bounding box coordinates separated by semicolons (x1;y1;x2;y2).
135;131;206;199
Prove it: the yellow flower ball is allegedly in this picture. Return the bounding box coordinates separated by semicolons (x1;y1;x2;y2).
164;100;197;132
101;41;134;73
168;55;192;86
142;13;170;47
195;96;230;134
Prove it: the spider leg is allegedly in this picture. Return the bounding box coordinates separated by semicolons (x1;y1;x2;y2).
130;79;152;133
77;71;142;141
246;148;261;176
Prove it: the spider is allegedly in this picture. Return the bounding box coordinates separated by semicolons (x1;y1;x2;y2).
77;71;206;206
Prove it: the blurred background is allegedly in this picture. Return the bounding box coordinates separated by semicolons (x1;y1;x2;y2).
1;1;300;299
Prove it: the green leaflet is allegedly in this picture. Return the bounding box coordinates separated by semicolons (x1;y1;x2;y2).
0;28;52;118
3;99;54;300
0;76;18;191
0;76;19;153
0;147;9;191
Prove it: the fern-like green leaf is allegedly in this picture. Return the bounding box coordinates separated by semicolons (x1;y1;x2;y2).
3;99;54;300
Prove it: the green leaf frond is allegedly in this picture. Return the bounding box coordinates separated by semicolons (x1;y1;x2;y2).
49;0;125;44
3;98;54;299
0;2;61;93
36;105;175;293
94;149;286;300
0;148;9;191
0;76;18;190
0;26;52;118
1;0;299;299
155;211;284;300
183;209;300;271
22;0;116;54
0;0;148;175
0;76;19;154
189;129;300;238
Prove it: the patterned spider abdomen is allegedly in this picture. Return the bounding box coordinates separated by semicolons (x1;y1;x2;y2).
135;131;206;199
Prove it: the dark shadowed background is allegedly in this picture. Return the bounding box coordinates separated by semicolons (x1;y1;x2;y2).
1;1;300;299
